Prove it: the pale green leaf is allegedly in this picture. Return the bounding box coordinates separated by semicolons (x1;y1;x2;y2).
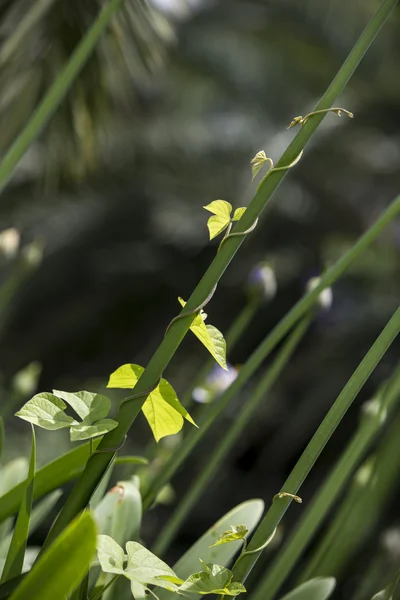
15;393;77;431
209;524;248;548
70;418;118;442
232;207;246;221
9;512;97;600
206;215;231;240
278;578;336;600
53;390;111;422
179;563;246;596
125;541;180;591
203;201;232;219
142;378;196;442
178;299;228;370
97;534;125;575
107;364;143;389
250;150;273;181
94;477;142;545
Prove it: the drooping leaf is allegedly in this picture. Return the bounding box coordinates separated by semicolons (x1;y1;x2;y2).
9;512;97;600
179;563;246;596
1;427;35;584
178;299;228;371
250;150;273;181
278;578;336;600
15;393;77;431
209;524;248;548
232;207;246;221
107;364;196;441
206;215;231;241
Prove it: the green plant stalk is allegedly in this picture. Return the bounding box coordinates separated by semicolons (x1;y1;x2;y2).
152;314;311;557
0;0;125;194
142;195;400;511
300;412;400;583
43;0;399;547
226;302;400;588
251;364;400;600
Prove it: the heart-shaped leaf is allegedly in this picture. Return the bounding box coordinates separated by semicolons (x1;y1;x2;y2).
203;201;232;240
209;524;248;548
179;563;246;596
15;393;77;431
232;207;246;221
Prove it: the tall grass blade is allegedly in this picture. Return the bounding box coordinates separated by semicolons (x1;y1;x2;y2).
229;302;400;586
0;427;35;583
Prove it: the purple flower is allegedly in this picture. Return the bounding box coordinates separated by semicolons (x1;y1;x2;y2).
247;262;277;302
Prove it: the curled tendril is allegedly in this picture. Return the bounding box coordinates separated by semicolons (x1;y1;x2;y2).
273;491;303;504
287;107;354;129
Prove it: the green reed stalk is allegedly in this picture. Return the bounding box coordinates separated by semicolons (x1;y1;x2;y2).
300;411;400;583
152;314;311;557
226;302;400;590
251;364;400;600
142;194;400;510
0;0;125;194
44;0;399;547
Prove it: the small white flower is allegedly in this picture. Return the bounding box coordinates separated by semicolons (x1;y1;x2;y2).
0;228;20;259
306;277;333;311
247;263;277;302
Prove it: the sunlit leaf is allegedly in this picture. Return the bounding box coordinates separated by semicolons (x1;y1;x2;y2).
179;563;246;596
53;390;110;421
210;524;248;548
15;393;77;431
107;364;143;389
178;299;228;371
206;215;231;240
250;150;273;181
232;207;246;221
70;418;118;442
203;201;232;219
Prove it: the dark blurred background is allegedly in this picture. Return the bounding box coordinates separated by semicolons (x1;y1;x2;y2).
1;0;400;598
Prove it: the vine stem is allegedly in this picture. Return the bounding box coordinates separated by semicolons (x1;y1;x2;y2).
0;0;126;194
251;364;400;600
229;302;400;587
142;194;400;511
43;0;399;548
151;314;311;556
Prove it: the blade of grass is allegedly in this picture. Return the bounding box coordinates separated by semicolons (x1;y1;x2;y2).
142;195;400;511
227;302;400;588
251;364;400;600
0;0;125;194
300;411;400;583
152;314;311;556
0;426;35;584
0;439;98;524
8;512;96;600
44;0;400;547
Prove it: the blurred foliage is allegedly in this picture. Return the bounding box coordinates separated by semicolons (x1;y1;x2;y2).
1;1;400;598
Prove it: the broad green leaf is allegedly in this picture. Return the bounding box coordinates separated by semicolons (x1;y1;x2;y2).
1;427;35;584
107;364;143;389
15;393;77;431
108;364;196;442
157;499;264;600
179;563;246;596
94;478;142;545
9;512;97;600
278;578;336;600
209;525;248;548
70;418;118;442
0;441;97;524
178;299;228;371
53;390;110;421
232;208;246;221
203;201;232;219
97;534;125;575
206;215;231;240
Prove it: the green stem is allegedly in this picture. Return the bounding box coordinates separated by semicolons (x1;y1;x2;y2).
0;0;125;194
228;302;400;586
43;0;399;547
142;194;400;511
251;364;400;600
90;575;120;600
151;314;311;556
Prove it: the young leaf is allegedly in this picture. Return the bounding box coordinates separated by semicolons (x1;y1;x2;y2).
178;299;228;371
15;393;77;431
203;201;232;240
209;524;248;548
179;563;246;596
250;151;273;181
278;577;336;600
8;512;97;600
0;427;35;584
232;208;246;221
107;364;196;442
